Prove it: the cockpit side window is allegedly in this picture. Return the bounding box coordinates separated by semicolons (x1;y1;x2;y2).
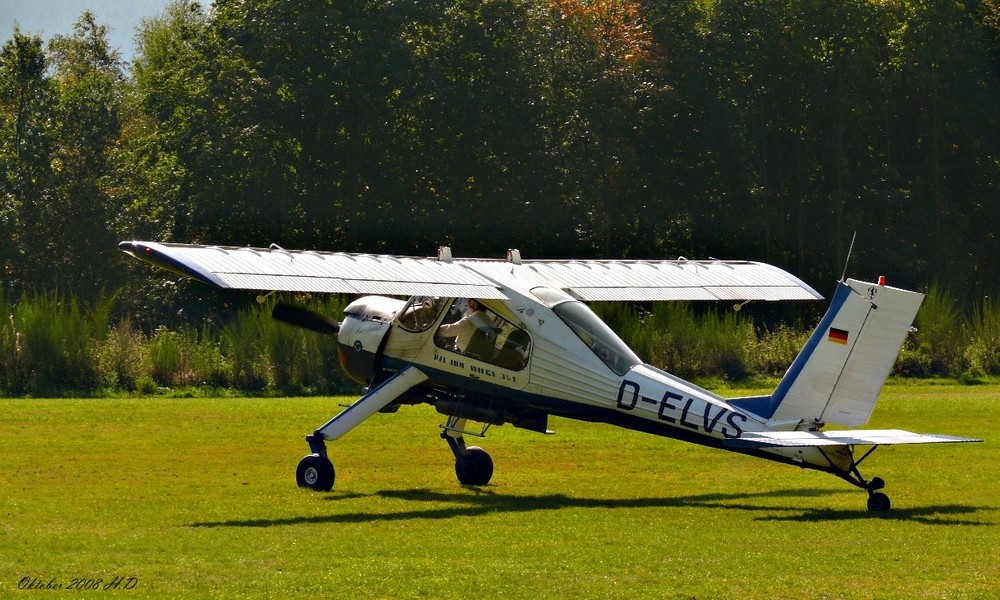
434;298;531;371
396;296;448;333
531;287;641;376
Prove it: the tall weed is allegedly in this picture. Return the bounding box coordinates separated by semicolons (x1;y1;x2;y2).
259;296;350;393
220;307;268;391
0;289;17;394
897;283;967;376
750;324;809;376
3;284;993;395
597;302;756;381
148;325;227;388
965;295;1000;376
5;292;99;395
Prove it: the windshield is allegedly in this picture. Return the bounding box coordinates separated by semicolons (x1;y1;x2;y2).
396;296;448;332
532;287;641;375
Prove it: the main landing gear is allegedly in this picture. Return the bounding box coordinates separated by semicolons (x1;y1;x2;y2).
296;434;335;492
296;417;496;492
442;415;494;486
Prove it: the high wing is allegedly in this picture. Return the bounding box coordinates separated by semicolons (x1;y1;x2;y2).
725;429;982;450
118;241;822;302
118;241;509;299
477;259;821;302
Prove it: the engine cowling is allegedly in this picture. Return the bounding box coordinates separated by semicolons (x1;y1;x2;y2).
336;296;403;384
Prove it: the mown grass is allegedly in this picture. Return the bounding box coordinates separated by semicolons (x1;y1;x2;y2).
0;385;995;599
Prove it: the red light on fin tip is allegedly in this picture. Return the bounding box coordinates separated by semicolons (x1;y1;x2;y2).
145;247;154;255
878;275;886;286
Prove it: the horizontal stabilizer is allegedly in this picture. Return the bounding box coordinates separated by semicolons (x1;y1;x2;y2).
724;429;981;450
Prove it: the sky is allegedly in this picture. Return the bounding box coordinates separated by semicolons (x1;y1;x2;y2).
0;0;177;62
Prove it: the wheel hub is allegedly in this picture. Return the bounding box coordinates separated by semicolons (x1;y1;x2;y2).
303;467;319;486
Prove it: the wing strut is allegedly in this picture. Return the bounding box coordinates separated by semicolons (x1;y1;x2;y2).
310;366;429;447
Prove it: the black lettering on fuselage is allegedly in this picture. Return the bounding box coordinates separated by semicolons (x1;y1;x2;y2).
702;404;727;433
616;378;749;439
471;365;496;378
679;397;699;430
617;380;640;410
658;391;682;423
721;412;747;439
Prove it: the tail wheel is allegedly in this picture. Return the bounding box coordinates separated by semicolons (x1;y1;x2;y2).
296;453;335;492
456;446;494;486
867;492;891;512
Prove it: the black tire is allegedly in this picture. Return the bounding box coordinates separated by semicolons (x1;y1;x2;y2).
455;446;494;486
867;492;891;512
296;453;335;492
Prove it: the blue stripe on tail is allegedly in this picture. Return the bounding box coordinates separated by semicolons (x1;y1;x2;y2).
728;281;852;420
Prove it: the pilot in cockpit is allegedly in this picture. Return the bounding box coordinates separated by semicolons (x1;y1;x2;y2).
435;299;493;354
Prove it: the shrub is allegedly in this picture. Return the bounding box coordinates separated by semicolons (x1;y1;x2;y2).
148;324;227;388
95;317;150;391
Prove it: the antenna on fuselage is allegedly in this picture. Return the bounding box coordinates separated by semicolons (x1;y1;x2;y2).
840;231;858;283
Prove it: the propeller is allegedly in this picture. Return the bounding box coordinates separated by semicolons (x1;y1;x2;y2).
271;302;341;335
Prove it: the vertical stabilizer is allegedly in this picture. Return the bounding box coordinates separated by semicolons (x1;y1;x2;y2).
753;279;923;427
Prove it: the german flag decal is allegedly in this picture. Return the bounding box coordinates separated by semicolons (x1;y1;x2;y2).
828;327;849;345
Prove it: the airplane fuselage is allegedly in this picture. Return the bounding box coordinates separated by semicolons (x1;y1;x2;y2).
334;293;854;476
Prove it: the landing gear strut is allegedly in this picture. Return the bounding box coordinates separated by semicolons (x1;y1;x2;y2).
294;368;430;493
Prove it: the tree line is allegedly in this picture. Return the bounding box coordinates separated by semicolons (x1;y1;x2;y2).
1;0;999;319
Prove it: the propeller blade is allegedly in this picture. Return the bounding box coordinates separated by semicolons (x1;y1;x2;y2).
271;302;340;335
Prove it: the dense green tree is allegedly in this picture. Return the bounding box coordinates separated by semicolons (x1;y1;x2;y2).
47;12;125;298
116;0;212;243
880;0;1000;290
2;0;998;310
653;0;999;290
550;0;667;257
1;15;125;299
0;29;56;292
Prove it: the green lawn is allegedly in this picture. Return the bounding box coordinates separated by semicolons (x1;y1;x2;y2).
0;384;995;599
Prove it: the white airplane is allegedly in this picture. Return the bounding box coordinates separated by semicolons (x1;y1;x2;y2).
119;241;981;512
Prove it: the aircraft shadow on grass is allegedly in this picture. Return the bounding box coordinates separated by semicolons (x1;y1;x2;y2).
188;487;994;529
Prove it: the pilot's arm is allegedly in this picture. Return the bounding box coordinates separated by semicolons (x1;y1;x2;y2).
436;317;477;352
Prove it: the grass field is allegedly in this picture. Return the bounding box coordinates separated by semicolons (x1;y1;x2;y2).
0;384;996;599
